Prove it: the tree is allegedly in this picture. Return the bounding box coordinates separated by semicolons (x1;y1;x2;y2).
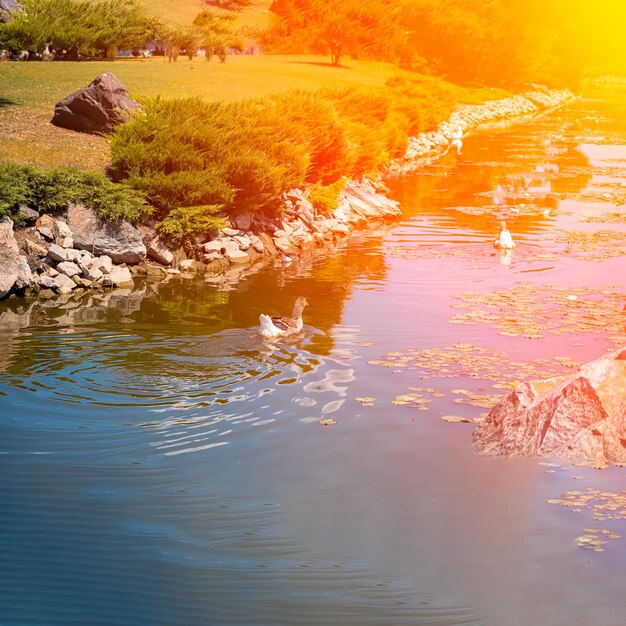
0;0;157;59
269;0;406;66
193;10;243;62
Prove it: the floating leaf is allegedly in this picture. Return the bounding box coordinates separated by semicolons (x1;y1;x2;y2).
441;415;472;423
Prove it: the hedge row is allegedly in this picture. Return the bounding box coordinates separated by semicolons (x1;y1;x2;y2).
0;76;461;243
0;163;152;224
109;75;457;241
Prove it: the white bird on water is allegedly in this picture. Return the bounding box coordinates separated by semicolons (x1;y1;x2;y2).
451;127;463;155
259;296;308;338
494;220;516;249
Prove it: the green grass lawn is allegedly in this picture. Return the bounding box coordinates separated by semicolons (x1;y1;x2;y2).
0;55;510;170
136;0;273;26
1;55;412;105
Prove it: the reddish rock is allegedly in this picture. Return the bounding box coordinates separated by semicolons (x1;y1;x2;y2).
473;347;626;464
52;73;140;135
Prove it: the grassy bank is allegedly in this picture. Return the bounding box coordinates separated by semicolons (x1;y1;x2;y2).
0;55;509;170
0;54;515;244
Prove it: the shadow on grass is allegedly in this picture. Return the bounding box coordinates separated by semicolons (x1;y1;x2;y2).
0;97;18;108
285;61;352;70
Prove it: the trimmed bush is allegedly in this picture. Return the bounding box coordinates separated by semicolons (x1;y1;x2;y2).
307;179;347;216
109;76;464;234
0;163;152;224
157;205;226;242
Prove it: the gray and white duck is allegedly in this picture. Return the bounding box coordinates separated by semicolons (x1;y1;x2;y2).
259;296;309;338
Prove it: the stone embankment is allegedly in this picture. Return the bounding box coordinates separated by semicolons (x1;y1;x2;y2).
387;88;574;175
0;87;574;301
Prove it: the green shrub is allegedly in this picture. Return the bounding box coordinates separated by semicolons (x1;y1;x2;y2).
267;91;351;184
109;78;463;232
0;164;32;223
0;163;152;223
307;179;347;216
110;96;310;222
385;76;457;135
157;205;226;242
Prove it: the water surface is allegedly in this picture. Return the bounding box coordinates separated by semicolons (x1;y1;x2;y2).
2;88;626;626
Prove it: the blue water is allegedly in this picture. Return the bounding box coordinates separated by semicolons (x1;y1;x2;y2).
2;88;626;625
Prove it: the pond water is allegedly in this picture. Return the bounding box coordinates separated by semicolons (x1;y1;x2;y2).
3;87;626;626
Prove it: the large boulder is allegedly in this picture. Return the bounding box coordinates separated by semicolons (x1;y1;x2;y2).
66;203;146;265
0;217;20;298
473;347;626;464
51;73;140;135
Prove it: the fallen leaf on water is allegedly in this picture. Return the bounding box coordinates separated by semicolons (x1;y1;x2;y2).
441;415;472;423
319;417;336;426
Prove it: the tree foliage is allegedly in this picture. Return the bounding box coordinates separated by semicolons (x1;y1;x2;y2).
269;0;406;66
192;10;243;60
0;0;158;58
266;0;624;87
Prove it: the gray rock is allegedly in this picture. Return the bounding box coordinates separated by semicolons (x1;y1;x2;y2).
145;264;168;279
79;250;92;264
137;222;174;266
47;243;68;263
273;236;292;254
231;213;253;231
52;220;73;248
224;248;250;263
221;228;240;237
14;256;33;290
56;273;76;294
203;240;224;254
21;237;47;258
473;346;626;465
65;249;82;263
233;235;251;251
179;259;198;272
57;261;82;278
105;265;133;287
83;266;103;282
72;276;92;288
203;251;222;262
92;255;113;274
147;239;173;266
248;234;265;254
66;204;146;265
0;217;19;298
37;274;61;290
36;214;55;240
18;206;39;223
52;73;140;135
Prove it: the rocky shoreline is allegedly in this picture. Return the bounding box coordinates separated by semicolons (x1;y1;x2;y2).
0;87;574;302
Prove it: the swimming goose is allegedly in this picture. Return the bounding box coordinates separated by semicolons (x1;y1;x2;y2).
494;220;515;249
259;296;308;338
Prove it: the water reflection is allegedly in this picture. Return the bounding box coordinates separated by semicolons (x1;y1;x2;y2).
4;89;626;626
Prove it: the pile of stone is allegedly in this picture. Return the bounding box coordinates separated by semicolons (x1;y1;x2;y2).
1;203;153;297
211;177;401;263
388;88;574;176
